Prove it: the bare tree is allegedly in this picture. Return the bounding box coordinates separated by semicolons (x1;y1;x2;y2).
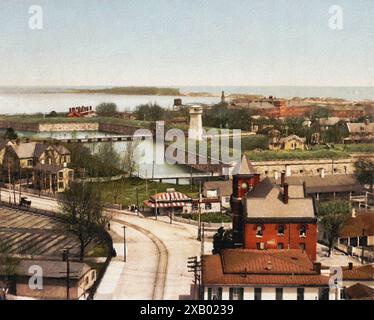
58;181;107;261
121;141;138;177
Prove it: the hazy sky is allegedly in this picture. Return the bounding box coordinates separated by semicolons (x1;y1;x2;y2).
0;0;373;87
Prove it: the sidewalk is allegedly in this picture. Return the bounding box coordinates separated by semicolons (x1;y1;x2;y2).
94;220;158;300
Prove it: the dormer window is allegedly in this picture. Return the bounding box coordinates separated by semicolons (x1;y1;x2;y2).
277;225;285;236
300;225;307;237
256;225;264;237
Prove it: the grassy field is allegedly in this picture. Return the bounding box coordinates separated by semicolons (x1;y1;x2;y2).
244;149;351;161
181;212;232;223
0;115;150;128
95;177;199;207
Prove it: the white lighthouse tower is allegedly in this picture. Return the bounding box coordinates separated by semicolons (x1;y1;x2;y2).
188;105;203;141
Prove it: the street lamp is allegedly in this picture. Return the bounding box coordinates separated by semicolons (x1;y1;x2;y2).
123;226;127;262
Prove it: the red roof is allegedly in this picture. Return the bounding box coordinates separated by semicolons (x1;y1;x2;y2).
151;192;191;202
202;249;329;287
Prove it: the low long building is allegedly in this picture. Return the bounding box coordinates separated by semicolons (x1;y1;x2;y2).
202;249;333;300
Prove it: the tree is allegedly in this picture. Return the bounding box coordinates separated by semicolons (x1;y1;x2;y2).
3;128;17;140
318;200;351;257
121;141;138;177
355;159;374;192
58;182;107;261
134;103;164;121
96;143;121;177
96;102;118;117
310;107;330;120
212;227;235;254
0;241;19;299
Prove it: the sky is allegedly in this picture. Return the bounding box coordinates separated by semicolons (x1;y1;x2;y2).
0;0;373;87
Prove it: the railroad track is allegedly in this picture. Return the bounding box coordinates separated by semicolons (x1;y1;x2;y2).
111;218;169;300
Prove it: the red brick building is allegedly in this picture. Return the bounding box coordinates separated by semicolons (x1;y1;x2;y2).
256;99;365;119
231;157;317;261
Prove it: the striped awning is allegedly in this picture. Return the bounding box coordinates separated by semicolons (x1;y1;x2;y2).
151;192;191;202
144;200;189;208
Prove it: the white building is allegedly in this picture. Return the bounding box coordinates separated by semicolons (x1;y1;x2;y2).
188;105;203;141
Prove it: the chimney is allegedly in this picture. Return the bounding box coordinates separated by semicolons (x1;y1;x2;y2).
313;262;322;274
283;183;289;204
281;171;285;187
348;262;353;270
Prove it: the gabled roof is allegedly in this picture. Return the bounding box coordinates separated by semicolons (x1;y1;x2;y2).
346;283;374;300
342;264;374;281
340;213;374;238
279;134;306;144
245;178;315;220
346;122;374;134
275;174;364;195
202;249;328;286
203;180;232;197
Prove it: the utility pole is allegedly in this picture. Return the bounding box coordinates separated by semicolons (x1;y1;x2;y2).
8;162;11;204
123;226;127;262
197;182;202;241
62;248;70;300
361;228;366;264
136;187;139;215
187;256;202;300
145;169;148;197
155;189;158;220
201;223;205;256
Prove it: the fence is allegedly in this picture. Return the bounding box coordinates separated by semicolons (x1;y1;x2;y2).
172;215;231;230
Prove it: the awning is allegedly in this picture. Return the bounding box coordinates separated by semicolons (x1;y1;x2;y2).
144;200;189;208
151;192;191;202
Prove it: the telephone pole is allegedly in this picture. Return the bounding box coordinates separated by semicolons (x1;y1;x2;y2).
197;182;202;241
62;248;70;300
123;226;127;262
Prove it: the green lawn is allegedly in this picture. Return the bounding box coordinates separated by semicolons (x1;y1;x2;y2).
95;177;199;207
0;115;150;128
181;212;232;223
244;149;350;161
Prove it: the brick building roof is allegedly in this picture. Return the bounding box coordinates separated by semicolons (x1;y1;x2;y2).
346;283;374;300
203;180;232;197
340;213;374;238
202;249;328;286
245;178;316;220
275;174;364;195
342;264;374;281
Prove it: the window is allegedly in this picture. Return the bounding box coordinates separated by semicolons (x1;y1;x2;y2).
297;288;304;300
58;182;64;189
27;159;33;166
277;243;284;249
205;203;212;211
300;225;307;237
192;204;199;211
299;243;306;251
256;225;264;237
58;172;63;180
277;225;285;236
229;288;244;300
276;288;283;301
207;287;222;300
254;288;262;301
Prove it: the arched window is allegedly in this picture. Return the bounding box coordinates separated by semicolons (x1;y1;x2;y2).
277;225;285;236
256;225;264;237
300;225;307;237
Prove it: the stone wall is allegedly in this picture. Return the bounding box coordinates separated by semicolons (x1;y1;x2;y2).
0;120;39;132
252;154;374;179
98;123;143;135
39;122;99;132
